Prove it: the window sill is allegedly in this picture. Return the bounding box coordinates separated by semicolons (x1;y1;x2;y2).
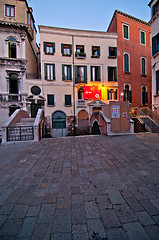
124;71;130;74
108;56;117;59
62;80;72;82
64;105;72;107
141;74;147;77
62;54;71;57
108;80;118;82
91;55;100;58
47;105;55;107
91;80;101;82
44;52;54;55
45;79;56;81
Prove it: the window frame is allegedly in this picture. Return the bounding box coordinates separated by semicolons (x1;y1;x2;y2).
43;42;55;55
140;30;146;45
108;47;117;58
44;63;55;81
61;44;72;56
75;65;87;84
47;94;55;106
123;23;129;40
123;52;130;73
65;95;72;106
62;64;72;81
108;67;117;82
5;4;15;18
75;45;86;58
123;83;132;103
141;57;147;76
91;66;101;82
91;46;100;58
141;86;148;105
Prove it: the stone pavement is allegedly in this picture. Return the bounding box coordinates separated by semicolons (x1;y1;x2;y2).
0;133;159;240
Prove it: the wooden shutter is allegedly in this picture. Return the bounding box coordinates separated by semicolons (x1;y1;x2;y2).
152;36;156;56
98;46;100;56
145;92;148;104
48;95;54;105
69;65;72;80
65;95;71;106
44;63;47;80
43;42;46;52
62;64;64;80
123;90;126;101
84;66;87;84
124;25;128;39
115;89;118;100
152;5;155;16
75;66;78;83
124;54;129;72
53;64;55;80
70;44;72;54
115;67;117;82
108;67;111;81
115;47;117;57
98;66;101;81
61;44;64;54
53;43;55;53
128;91;132;103
91;66;93;81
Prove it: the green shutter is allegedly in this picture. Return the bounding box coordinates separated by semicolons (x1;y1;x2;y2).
44;63;47;80
65;95;71;106
62;64;64;80
91;66;93;81
123;90;126;101
142;58;146;75
152;36;156;56
152;5;155;16
98;66;101;81
115;47;117;56
84;66;87;84
61;44;64;54
115;89;118;100
108;67;111;81
124;54;129;72
115;67;117;81
70;44;72;54
48;95;54;105
69;65;72;80
98;46;100;56
124;25;128;39
53;64;55;80
43;42;46;52
109;47;111;57
92;46;93;56
53;42;55;53
141;32;145;44
145;92;148;104
129;91;132;103
75;66;78;83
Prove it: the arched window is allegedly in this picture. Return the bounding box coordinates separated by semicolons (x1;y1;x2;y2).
123;84;132;103
78;87;84;99
9;74;18;94
124;53;130;73
8;37;17;58
52;111;66;129
141;58;146;76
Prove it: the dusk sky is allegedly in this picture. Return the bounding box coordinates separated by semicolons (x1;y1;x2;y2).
28;0;151;43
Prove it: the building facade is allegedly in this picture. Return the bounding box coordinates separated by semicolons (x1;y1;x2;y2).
26;26;117;135
0;0;38;128
107;10;152;109
149;0;159;114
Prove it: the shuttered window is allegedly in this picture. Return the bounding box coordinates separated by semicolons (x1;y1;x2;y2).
75;66;87;84
108;67;117;82
142;87;148;105
152;33;159;56
43;42;55;54
62;65;72;81
109;47;117;57
92;46;100;57
140;31;146;45
44;63;55;80
61;44;72;55
47;95;55;106
124;53;130;73
123;24;129;39
65;95;71;106
123;84;132;103
91;66;101;82
156;70;159;95
141;58;146;75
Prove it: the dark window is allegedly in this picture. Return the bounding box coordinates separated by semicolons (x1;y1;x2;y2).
108;67;117;82
91;66;101;82
141;31;146;45
47;95;55;106
124;53;130;73
5;5;15;17
43;42;55;54
65;95;71;106
75;45;86;58
9;74;18;94
123;24;129;39
62;65;72;81
123;84;132;103
75;66;87;83
141;58;146;75
78;87;84;100
92;46;100;57
61;44;72;55
109;47;117;58
44;63;55;80
8;37;17;58
156;70;159;95
107;89;118;100
152;33;159;56
142;87;148;105
152;1;159;16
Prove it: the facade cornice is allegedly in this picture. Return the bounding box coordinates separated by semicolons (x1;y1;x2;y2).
149;11;159;24
0;20;28;30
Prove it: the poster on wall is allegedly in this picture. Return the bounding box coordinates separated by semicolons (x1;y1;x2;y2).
112;105;120;118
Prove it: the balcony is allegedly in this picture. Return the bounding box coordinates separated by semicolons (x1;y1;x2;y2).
0;94;22;102
75;52;86;59
77;99;86;108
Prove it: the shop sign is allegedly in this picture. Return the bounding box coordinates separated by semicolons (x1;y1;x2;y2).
84;86;102;100
112;105;120;118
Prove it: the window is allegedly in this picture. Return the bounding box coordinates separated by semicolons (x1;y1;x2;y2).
123;84;132;103
152;33;159;56
52;111;66;129
62;65;72;81
9;74;18;94
43;42;55;54
91;66;101;82
123;24;129;40
141;58;146;76
140;31;146;45
78;87;84;100
124;53;130;73
44;64;55;80
75;45;86;58
8;37;17;58
109;47;117;58
47;95;55;106
152;1;159;17
61;44;72;56
107;89;117;100
65;95;72;106
108;67;117;82
156;70;159;95
75;66;87;83
92;46;100;58
5;5;15;17
142;87;148;105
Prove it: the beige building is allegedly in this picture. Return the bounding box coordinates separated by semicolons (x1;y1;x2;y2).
149;0;159;114
26;26;118;136
0;0;39;128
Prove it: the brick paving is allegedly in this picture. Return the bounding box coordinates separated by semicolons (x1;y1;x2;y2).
0;133;159;240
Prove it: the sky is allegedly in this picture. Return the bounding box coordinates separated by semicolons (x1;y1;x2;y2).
27;0;151;43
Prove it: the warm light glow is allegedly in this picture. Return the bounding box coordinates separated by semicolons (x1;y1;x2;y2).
121;93;124;96
84;86;102;100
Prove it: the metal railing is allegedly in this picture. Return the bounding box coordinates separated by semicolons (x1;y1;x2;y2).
140;107;159;125
7;126;34;142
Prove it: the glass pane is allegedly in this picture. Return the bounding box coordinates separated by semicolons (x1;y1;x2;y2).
11;6;14;17
6;6;10;16
124;25;128;39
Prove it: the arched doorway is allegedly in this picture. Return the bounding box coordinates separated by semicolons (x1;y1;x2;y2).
78;110;89;126
52;111;66;137
91;121;101;135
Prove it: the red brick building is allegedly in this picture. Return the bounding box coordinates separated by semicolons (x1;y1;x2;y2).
107;10;152;109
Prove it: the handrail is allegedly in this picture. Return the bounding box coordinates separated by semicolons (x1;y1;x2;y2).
140;107;159;125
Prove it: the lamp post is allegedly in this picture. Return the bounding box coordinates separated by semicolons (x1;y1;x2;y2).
72;35;76;136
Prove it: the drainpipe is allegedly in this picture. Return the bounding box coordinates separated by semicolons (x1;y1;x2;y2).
72;35;76;136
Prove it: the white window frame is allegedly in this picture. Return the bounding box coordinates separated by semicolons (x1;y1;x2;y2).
123;52;130;73
122;23;130;40
46;64;54;80
140;30;146;45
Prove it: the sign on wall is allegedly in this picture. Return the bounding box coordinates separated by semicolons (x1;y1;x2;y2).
123;112;127;119
84;86;102;100
112;105;120;118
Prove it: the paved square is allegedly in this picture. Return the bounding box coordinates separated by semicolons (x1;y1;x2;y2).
0;133;159;239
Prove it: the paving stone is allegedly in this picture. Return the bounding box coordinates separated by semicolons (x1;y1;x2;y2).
72;224;89;240
100;209;121;228
106;227;128;240
52;209;71;233
37;204;55;223
26;205;41;217
114;203;137;223
95;194;112;209
0;203;14;215
17;217;37;238
57;197;71;209
87;219;106;239
107;188;125;204
153;215;159;224
144;225;159;240
123;222;151;240
71;194;84;208
42;192;57;204
72;206;86;224
31;223;52;240
9;204;29;219
0;219;23;236
125;197;144;212
51;233;72;240
0;215;7;228
139;199;159;216
135;211;155;226
85;201;100;219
